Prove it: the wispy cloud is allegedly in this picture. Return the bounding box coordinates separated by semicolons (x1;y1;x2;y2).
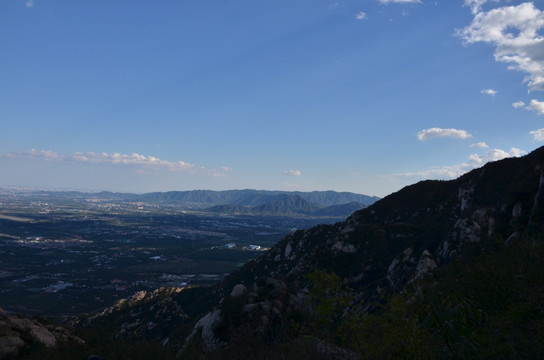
458;3;544;93
417;128;473;141
355;11;367;20
511;99;544;114
71;151;197;171
530;128;544;141
0;149;230;177
470;142;489;149
388;147;526;182
25;0;34;8
529;99;544;115
481;88;497;96
464;0;491;15
3;149;63;161
379;0;421;4
470;147;526;164
283;170;302;176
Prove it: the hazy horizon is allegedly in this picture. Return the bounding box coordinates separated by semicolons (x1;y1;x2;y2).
0;184;381;198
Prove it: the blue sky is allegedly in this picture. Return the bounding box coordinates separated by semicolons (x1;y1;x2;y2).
1;0;544;197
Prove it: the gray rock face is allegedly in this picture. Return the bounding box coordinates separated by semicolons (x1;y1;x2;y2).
28;325;57;347
0;335;25;359
0;306;83;359
230;284;247;298
181;278;296;355
83;286;188;344
195;309;225;349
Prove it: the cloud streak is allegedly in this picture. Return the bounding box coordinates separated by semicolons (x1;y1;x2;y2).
0;149;229;177
355;11;367;20
530;128;544;141
388;147;526;182
464;0;490;15
283;170;302;176
470;142;489;149
481;88;497;96
417;128;473;141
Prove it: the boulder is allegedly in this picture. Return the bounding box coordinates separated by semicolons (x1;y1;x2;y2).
230;284;247;298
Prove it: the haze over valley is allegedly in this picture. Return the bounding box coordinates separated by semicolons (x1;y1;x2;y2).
0;188;377;316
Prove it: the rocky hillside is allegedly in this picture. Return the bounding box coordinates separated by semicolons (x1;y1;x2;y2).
24;146;544;359
0;307;83;359
182;145;544;358
216;146;543;295
206;195;366;217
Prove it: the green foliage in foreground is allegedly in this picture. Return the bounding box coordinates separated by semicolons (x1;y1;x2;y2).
307;236;544;359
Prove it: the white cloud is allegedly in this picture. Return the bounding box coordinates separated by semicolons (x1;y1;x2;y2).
0;149;229;177
388;147;526;182
417;127;473;141
529;99;544;114
469;147;526;165
508;147;526;157
283;170;302;176
470;142;489;148
481;88;498;96
355;11;367;20
3;149;64;161
530;128;544;141
25;0;34;8
464;0;490;15
458;2;544;92
70;151;197;172
512;100;526;108
379;0;421;4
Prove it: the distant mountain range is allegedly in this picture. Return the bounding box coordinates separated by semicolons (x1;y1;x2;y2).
26;189;381;218
205;194;373;217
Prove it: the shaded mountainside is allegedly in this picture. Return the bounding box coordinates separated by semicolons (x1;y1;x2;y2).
205;195;365;217
0;307;84;359
217;147;544;295
21;146;544;359
25;189;379;217
181;145;544;358
136;190;379;209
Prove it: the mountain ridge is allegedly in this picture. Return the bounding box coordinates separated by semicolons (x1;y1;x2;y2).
22;189;380;217
10;147;544;359
176;145;544;357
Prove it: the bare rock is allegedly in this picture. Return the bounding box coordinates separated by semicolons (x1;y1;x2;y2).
0;335;25;359
230;284;247;298
29;325;56;347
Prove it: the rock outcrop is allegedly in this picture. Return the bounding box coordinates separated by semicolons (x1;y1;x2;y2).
80;286;188;344
180;277;301;355
0;307;83;359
